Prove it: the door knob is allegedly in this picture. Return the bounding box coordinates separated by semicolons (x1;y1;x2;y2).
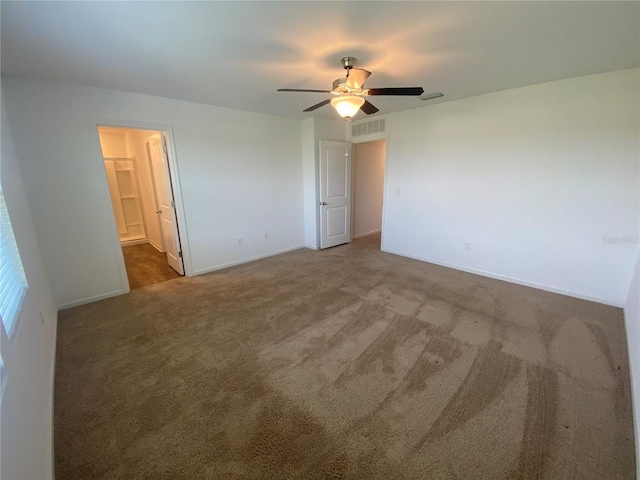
320;202;328;206
156;210;162;214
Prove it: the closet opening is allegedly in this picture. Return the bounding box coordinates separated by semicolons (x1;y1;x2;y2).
352;139;387;250
97;126;184;290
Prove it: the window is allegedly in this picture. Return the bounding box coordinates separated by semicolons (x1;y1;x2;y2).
0;356;6;398
0;190;28;337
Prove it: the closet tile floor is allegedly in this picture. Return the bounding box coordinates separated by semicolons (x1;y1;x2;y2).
122;243;181;289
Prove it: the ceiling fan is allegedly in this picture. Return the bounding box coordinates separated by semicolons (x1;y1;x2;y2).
278;57;427;120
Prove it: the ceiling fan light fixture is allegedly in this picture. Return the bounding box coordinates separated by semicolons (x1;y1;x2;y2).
330;96;365;119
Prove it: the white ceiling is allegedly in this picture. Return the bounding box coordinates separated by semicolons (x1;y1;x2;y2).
1;1;638;120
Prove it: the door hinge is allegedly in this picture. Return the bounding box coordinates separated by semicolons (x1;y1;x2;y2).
162;143;168;153
178;251;183;258
171;200;175;208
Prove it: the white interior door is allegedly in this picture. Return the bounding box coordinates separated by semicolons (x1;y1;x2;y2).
147;134;184;275
319;140;352;249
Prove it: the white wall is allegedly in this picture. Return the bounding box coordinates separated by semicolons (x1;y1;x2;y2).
383;68;640;306
302;118;316;249
1;87;58;479
624;254;640;478
353;140;386;238
301;117;347;249
98;131;128;157
2;77;304;308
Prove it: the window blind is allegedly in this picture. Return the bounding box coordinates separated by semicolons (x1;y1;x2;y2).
0;191;28;337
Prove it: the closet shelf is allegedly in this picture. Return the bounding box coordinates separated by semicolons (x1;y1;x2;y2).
103;154;147;242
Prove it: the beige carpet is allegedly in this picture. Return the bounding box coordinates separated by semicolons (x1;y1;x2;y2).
54;234;635;479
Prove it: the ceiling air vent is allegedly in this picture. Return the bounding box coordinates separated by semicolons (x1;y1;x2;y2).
351;118;385;137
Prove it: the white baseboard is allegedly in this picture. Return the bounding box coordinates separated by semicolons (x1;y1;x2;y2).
120;238;148;247
57;288;128;310
192;245;305;276
148;239;164;253
382;248;622;308
354;229;381;239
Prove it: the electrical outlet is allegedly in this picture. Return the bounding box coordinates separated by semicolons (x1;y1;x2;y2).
464;243;471;251
236;237;243;246
264;233;269;240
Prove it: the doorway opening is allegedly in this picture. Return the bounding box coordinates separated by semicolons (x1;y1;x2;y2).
97;126;184;290
352;139;386;250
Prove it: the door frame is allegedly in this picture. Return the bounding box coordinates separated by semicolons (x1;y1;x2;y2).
94;119;192;293
349;131;389;250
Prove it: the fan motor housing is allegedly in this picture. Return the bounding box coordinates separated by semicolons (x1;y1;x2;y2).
332;76;363;95
332;77;347;92
341;56;357;69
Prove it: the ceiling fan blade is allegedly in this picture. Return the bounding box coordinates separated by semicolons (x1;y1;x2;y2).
278;88;332;93
303;99;331;112
346;68;372;90
360;100;379;115
420;92;444;101
366;87;425;96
